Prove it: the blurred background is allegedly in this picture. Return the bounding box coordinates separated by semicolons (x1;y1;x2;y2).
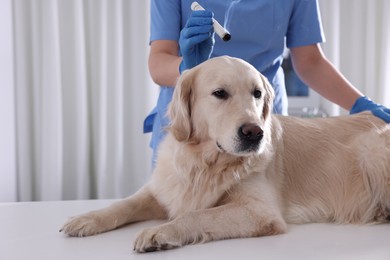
1;0;389;202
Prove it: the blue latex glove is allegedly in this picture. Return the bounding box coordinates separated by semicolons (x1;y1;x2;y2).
179;10;215;73
350;96;390;123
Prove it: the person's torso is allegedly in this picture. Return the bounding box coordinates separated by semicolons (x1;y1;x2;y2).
180;0;294;73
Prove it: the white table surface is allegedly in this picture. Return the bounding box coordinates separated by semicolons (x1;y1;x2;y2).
1;199;390;260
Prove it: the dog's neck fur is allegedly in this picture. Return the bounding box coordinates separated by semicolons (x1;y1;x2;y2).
156;139;253;215
174;139;258;189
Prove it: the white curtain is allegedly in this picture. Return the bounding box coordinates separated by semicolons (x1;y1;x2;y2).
379;1;390;107
0;0;17;202
11;0;157;201
319;0;390;111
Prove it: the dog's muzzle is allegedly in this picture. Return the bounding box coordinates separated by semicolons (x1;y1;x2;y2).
237;123;263;152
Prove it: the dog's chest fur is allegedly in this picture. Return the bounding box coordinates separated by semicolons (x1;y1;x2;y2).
150;138;263;218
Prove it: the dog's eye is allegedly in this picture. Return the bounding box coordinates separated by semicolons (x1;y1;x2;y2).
212;89;229;100
253;89;262;99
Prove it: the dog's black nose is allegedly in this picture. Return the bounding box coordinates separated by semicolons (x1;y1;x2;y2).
237;123;263;152
239;124;263;141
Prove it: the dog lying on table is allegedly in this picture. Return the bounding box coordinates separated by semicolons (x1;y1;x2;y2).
61;56;390;253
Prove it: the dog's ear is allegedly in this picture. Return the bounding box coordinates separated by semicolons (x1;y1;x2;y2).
259;73;275;120
167;69;196;142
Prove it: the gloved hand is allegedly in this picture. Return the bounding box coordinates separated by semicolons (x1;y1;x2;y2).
179;10;215;73
350;96;390;123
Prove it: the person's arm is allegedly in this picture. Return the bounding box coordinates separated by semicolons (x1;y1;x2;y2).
148;10;214;88
148;40;182;87
290;44;363;110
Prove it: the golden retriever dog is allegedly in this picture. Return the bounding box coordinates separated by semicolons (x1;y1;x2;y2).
61;56;390;253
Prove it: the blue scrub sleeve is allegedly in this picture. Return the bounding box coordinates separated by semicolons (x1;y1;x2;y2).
286;0;325;48
150;0;181;42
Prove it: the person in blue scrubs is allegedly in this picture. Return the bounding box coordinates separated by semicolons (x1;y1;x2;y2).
144;0;390;165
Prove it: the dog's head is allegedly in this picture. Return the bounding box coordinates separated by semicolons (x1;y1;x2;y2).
168;56;274;156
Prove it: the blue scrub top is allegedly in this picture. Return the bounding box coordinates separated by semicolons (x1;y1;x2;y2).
144;0;325;154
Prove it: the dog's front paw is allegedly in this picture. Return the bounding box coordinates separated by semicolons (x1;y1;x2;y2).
133;224;184;253
60;212;108;237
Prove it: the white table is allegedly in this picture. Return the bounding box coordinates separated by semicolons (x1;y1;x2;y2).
1;200;390;260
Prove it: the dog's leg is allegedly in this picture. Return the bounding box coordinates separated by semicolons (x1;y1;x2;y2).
60;186;167;237
133;202;287;253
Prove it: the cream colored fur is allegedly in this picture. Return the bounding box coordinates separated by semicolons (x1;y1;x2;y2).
61;56;390;253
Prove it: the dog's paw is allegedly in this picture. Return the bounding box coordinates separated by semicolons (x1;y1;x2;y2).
60;212;107;237
133;224;183;253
